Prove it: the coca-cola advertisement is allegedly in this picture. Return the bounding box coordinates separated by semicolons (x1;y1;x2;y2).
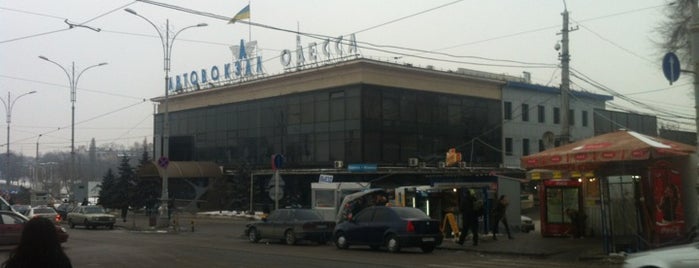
651;166;685;243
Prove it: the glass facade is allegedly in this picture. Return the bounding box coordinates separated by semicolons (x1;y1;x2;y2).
155;84;502;169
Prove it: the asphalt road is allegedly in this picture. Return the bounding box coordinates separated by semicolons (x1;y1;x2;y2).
1;219;619;268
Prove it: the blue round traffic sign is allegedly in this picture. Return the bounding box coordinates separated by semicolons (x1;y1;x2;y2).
662;52;681;84
272;154;284;170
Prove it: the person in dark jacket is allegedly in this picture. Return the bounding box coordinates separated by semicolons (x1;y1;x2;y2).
2;217;72;268
457;189;479;246
490;195;513;240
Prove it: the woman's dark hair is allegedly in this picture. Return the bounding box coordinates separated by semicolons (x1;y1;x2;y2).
2;216;72;268
499;195;506;201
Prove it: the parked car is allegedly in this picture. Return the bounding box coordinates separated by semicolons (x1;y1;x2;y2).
333;206;443;253
26;205;61;223
66;205;116;229
245;208;335;245
623;241;699;268
520;215;535;233
55;203;75;222
11;204;31;216
0;210;68;245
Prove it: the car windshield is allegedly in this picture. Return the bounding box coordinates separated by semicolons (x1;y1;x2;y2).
393;207;429;220
295;210;323;220
85;207;106;214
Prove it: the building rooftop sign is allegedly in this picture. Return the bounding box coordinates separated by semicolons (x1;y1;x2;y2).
280;33;359;71
169;39;264;93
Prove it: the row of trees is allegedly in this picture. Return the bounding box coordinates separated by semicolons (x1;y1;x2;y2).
98;142;160;211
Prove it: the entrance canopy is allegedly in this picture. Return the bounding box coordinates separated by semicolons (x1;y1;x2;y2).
137;161;222;179
521;130;695;170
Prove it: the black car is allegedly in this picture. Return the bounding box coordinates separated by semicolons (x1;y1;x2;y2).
333;206;443;253
245;208;335;245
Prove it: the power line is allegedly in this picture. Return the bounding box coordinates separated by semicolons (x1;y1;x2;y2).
0;74;149;101
352;0;464;35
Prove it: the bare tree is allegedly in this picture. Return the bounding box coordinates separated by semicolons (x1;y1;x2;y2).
658;0;697;70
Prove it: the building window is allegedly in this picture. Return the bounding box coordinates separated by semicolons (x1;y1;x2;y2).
522;138;530;156
538;139;545;152
582;110;588;127
504;102;512;120
569;109;575;125
538;105;545;123
505;138;513;156
553;107;560;124
521;104;529;122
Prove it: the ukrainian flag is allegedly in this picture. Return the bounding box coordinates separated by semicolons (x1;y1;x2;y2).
229;5;250;24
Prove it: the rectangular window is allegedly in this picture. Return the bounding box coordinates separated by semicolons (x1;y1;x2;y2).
537;105;545;123
505;138;513;156
538;139;545;152
582;111;588;127
522;138;530;156
569;109;575;125
504;102;512;120
553;107;560;124
521;104;529;122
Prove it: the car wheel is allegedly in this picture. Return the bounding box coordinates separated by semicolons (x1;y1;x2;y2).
248;228;260;243
386;235;400;253
109;224;114;230
335;232;349;249
69;219;75;229
285;230;297;245
420;245;435;253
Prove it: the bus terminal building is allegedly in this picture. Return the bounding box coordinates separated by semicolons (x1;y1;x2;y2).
143;57;611;220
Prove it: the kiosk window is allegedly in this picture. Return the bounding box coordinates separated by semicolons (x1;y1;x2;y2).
314;190;334;208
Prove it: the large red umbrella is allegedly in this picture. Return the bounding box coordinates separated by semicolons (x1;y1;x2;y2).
521;130;696;170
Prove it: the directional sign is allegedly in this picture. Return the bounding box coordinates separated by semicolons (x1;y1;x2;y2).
271;154;284;170
662;52;681;85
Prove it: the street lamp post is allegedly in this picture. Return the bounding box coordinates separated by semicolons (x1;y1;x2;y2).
125;8;207;227
35;134;42;190
0;90;37;185
38;56;107;188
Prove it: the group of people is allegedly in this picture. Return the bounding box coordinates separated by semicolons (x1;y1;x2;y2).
457;190;513;246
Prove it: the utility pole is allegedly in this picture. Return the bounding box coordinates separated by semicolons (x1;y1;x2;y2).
559;3;577;145
690;4;699;150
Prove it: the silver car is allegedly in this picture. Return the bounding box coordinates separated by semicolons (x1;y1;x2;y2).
67;205;116;229
26;205;61;223
623;242;699;268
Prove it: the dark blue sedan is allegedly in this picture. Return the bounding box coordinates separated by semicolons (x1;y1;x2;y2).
333;206;443;253
245;208;335;245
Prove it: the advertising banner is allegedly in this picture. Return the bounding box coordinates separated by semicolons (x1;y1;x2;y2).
650;166;685;243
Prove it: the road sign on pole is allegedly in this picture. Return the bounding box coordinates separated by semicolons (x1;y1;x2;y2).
157;156;169;169
662;52;681;85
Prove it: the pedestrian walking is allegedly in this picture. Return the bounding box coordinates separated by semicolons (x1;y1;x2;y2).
490;195;513;240
2;217;73;268
457;189;480;246
565;208;587;238
81;198;88;206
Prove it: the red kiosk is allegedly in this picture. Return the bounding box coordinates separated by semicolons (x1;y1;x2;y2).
539;179;582;237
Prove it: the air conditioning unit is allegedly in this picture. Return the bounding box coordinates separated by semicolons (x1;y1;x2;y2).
333;160;344;169
438;161;446;168
458;161;467;168
408;158;419;167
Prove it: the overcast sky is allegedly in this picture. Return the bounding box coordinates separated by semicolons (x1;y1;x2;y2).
0;0;692;157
